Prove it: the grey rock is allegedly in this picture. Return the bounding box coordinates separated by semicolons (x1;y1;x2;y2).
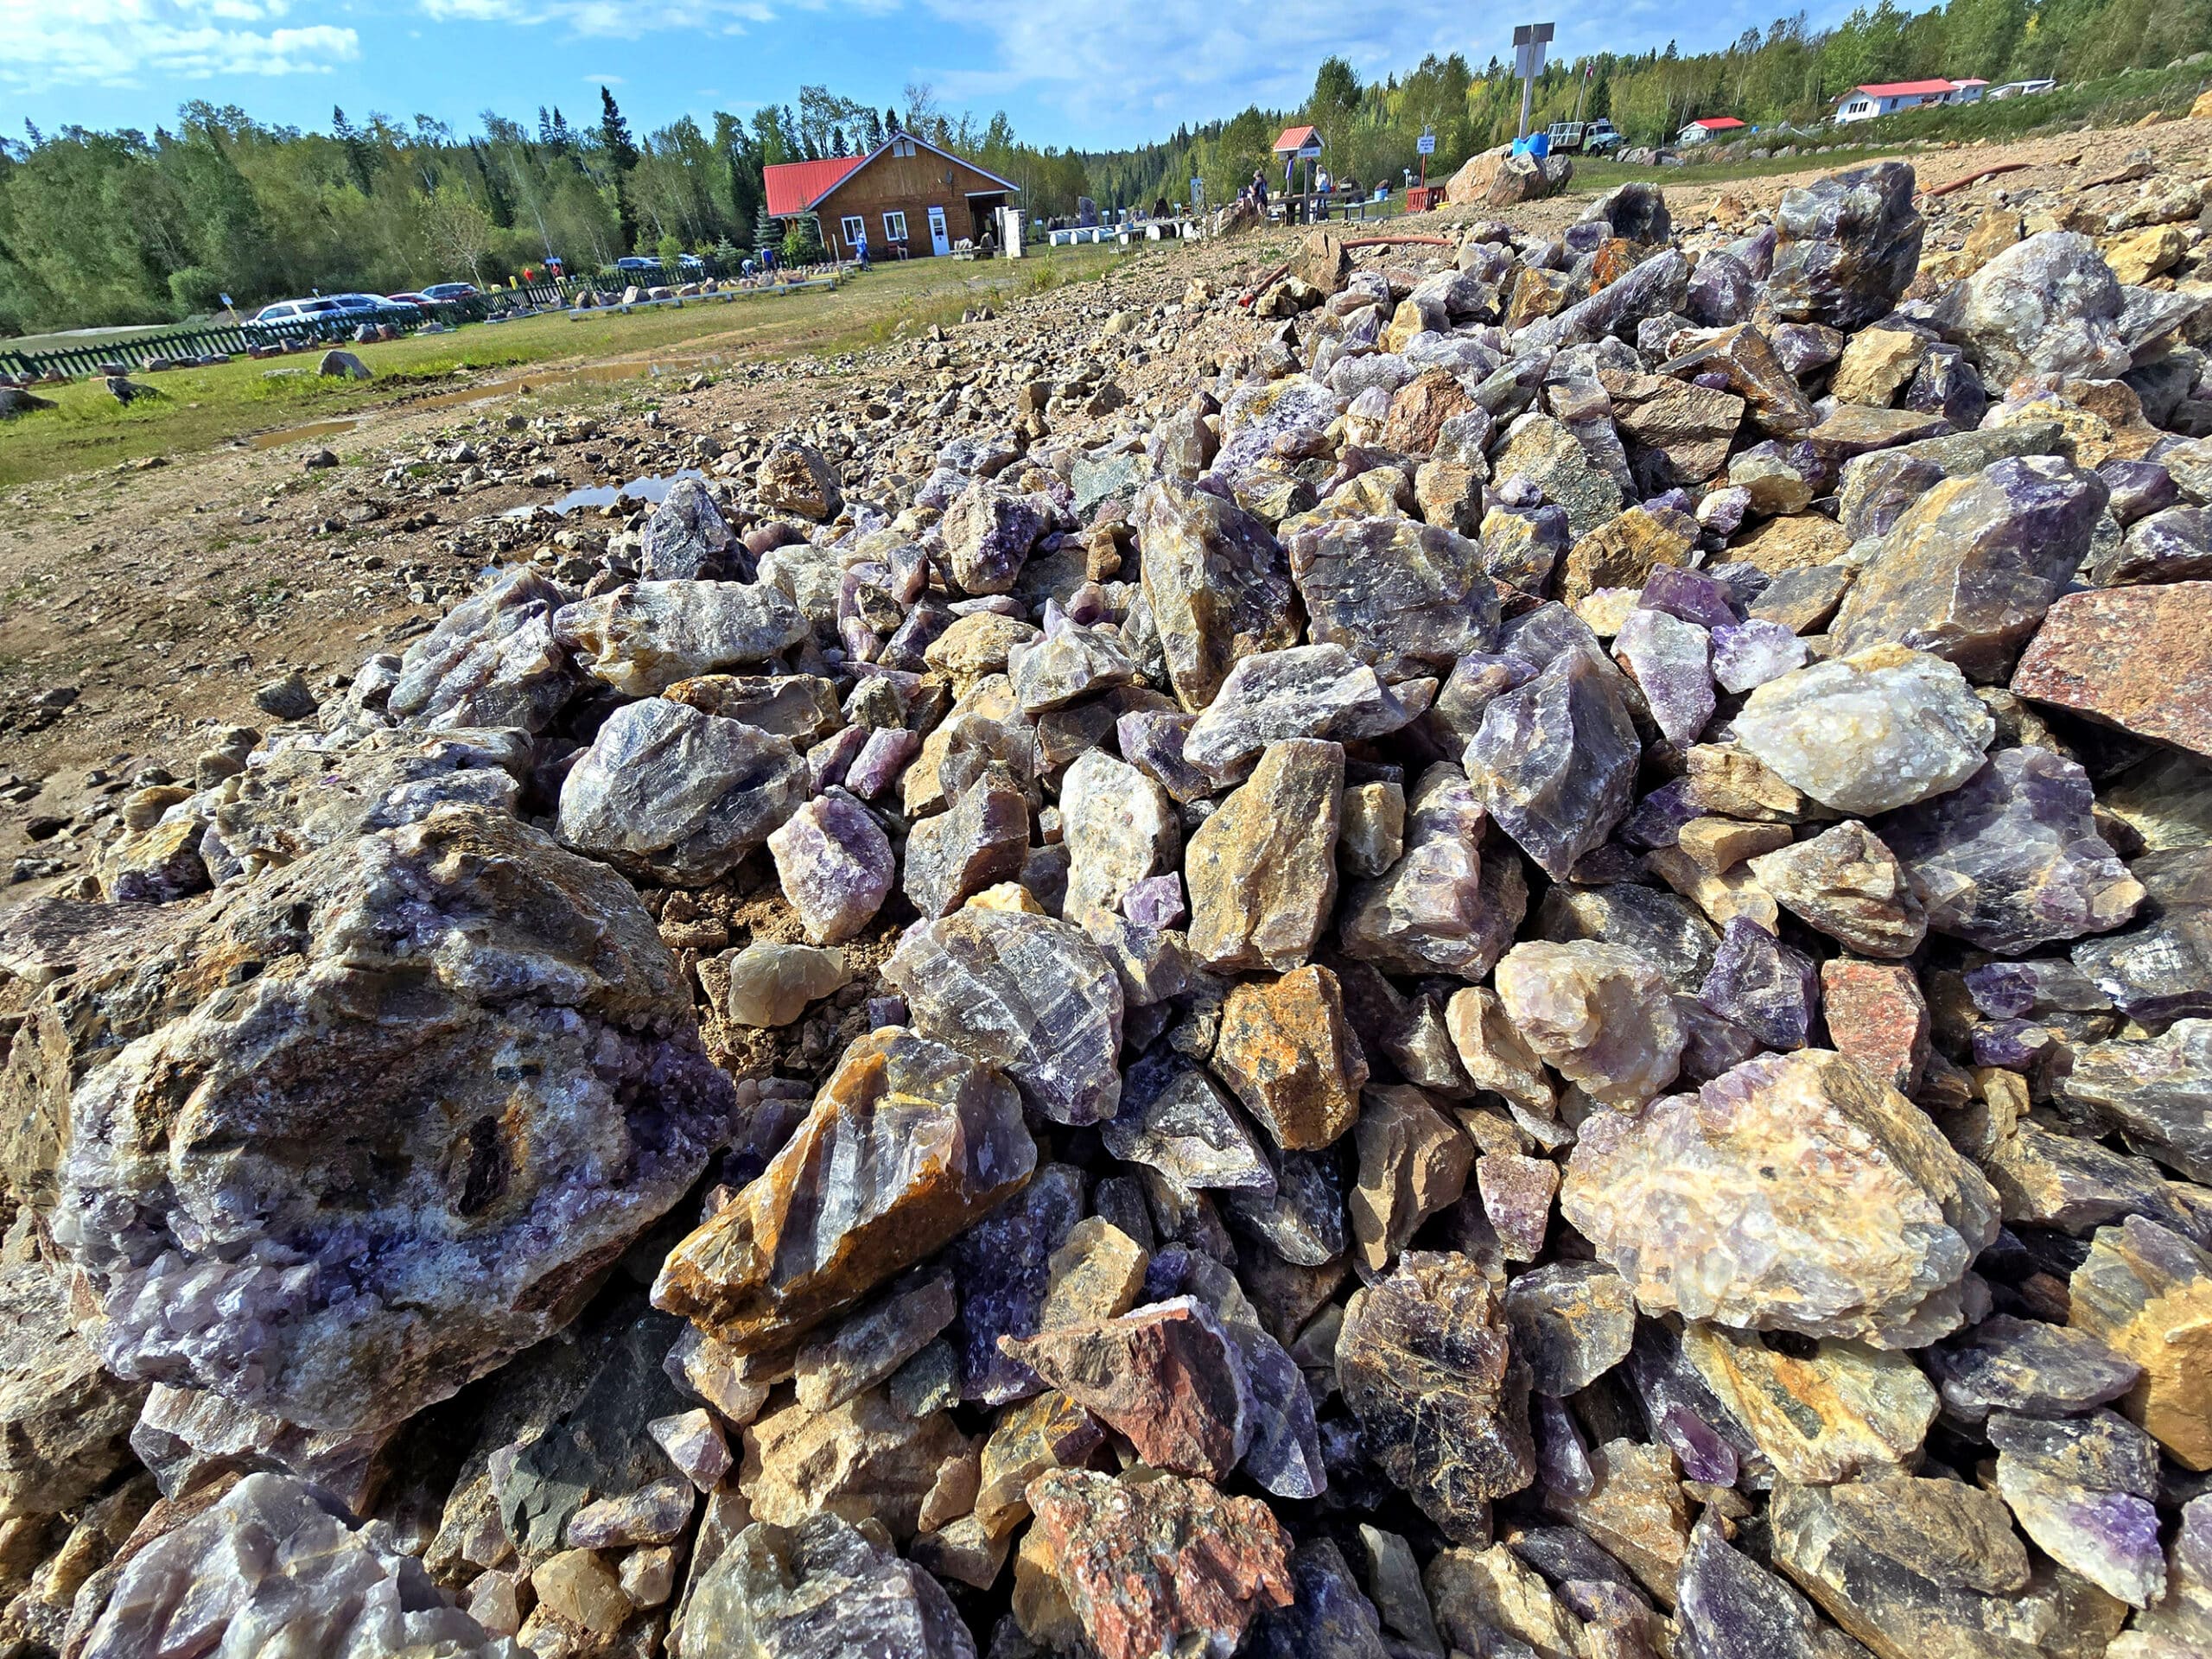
1933;230;2133;385
1136;477;1303;711
556;696;806;885
554;580;807;696
1503;1260;1637;1397
1185;645;1427;778
389;568;577;732
75;1472;520;1659
884;906;1125;1125
1732;648;1993;816
677;1514;976;1659
1766;162;1924;331
1878;746;2144;954
1466;642;1640;880
1287;518;1500;678
639;477;734;579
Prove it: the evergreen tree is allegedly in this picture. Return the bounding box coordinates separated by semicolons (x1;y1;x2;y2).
753;203;780;253
332;106;378;194
597;86;641;252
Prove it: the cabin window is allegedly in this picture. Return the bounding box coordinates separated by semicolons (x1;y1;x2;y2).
841;216;866;248
883;211;908;243
892;137;915;158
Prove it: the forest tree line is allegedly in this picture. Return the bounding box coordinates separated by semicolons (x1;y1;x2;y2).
4;0;2209;334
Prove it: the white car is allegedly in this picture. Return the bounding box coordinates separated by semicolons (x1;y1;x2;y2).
245;297;344;336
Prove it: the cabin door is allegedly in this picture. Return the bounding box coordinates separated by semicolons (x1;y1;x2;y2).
928;206;950;256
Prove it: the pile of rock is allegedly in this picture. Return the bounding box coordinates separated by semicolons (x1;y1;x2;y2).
4;157;2212;1659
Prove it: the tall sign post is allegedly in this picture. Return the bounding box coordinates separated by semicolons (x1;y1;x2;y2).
1417;126;1435;195
1512;22;1554;143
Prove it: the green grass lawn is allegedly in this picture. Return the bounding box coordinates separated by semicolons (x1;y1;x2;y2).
0;245;1126;492
1566;146;1926;196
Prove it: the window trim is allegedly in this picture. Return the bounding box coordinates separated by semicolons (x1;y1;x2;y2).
882;210;908;243
840;215;866;250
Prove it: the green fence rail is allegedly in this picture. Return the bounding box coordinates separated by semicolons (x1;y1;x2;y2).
0;308;418;385
0;256;839;384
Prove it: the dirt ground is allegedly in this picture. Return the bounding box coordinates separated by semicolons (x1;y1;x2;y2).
3;114;2204;881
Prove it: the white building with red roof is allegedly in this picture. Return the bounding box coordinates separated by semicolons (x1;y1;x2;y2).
1835;78;1985;123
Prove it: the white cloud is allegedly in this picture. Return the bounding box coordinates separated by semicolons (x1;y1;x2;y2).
910;0;1811;137
416;0;773;34
0;0;359;88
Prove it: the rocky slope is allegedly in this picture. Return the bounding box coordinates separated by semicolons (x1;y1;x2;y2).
3;147;2212;1659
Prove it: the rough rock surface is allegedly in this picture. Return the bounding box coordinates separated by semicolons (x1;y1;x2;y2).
41;809;729;1435
1563;1051;1999;1347
22;149;2212;1659
1337;1251;1533;1542
652;1027;1033;1352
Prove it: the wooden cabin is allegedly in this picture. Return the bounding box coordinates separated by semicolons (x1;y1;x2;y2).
763;136;1021;260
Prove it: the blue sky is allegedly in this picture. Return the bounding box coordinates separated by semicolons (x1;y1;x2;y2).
2;0;1852;153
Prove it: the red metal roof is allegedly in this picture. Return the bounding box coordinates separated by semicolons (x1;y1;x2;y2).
1853;79;1957;98
1273;124;1322;153
1691;117;1746;130
763;156;865;218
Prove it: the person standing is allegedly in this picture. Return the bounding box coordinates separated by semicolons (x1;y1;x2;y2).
854;224;870;270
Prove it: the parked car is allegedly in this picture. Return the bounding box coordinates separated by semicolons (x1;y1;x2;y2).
324;292;421;324
386;292;432;308
421;283;480;302
614;257;661;274
245;296;343;336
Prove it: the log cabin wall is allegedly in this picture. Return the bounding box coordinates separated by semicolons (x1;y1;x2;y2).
814;148;1014;258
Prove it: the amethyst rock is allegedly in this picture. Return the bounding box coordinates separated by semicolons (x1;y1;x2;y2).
1878;746;2145;954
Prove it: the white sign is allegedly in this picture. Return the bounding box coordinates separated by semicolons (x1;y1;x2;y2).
1192;176;1204;202
1417;130;1436;156
1298;142;1323;159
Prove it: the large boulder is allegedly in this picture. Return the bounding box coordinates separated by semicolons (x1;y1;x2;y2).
1764;162;1924;331
36;807;732;1438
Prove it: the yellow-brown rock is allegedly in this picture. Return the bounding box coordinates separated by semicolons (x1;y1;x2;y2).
1443;147;1509;206
1682;1323;1938;1484
1382;369;1478;455
1541;1438;1691;1603
1350;1085;1473;1271
1039;1217;1149;1329
1212;965;1369;1151
2069;1215;2212;1470
652;1027;1036;1352
1185;739;1344;973
1560;505;1699;607
740;1383;973;1541
1832;327;1929;408
975;1390;1107;1538
1730;512;1853;575
2107;223;2188;285
1507;267;1573;330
